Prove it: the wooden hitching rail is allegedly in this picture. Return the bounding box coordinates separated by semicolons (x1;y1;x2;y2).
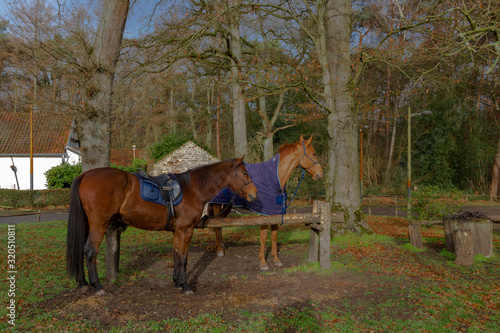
196;200;343;270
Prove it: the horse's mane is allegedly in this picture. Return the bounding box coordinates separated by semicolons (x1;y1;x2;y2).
278;141;299;157
174;159;233;188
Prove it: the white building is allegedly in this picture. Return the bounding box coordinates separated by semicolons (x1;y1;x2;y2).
0;112;81;190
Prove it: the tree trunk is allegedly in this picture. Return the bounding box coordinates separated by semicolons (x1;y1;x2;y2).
490;131;500;196
230;17;247;157
170;89;176;134
384;113;397;182
324;0;370;234
79;0;129;172
259;94;274;160
206;84;213;151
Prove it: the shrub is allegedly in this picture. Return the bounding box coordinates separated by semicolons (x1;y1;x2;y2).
148;133;210;162
112;158;148;173
411;185;464;220
44;163;82;189
0;189;70;209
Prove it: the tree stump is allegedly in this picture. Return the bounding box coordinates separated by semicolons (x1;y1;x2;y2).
408;223;423;249
453;229;474;266
443;211;493;258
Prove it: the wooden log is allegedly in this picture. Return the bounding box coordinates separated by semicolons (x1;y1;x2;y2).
410;220;442;226
453;229;474;266
443;215;493;257
197;212;322;228
408;223;423;249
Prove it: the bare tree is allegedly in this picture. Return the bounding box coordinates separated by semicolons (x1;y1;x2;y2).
78;0;130;171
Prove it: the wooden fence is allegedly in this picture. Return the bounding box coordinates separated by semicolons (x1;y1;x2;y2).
195;200;343;270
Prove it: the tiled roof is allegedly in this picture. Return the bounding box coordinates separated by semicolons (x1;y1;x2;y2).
0;112;74;155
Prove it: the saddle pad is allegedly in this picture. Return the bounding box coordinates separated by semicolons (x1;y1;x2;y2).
138;176;183;207
209;153;287;216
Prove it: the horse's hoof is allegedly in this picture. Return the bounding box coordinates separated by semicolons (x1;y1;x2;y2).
274;260;283;267
216;251;225;257
260;264;269;271
183;290;194;296
94;289;106;296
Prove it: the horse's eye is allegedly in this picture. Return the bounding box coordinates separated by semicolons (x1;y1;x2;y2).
242;172;248;176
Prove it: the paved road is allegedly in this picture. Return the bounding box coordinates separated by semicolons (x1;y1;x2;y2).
0;211;69;224
1;206;500;225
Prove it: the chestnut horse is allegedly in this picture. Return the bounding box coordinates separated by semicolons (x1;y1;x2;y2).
208;135;323;270
66;157;257;295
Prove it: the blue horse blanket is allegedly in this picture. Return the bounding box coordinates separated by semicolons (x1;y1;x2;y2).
209;154;287;215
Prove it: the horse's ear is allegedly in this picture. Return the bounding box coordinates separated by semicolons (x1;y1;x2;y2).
306;135;313;145
235;155;245;165
300;134;304;142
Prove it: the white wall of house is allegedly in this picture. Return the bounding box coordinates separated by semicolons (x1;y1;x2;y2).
0;150;81;190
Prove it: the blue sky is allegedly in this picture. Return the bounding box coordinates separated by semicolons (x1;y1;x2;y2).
0;0;165;37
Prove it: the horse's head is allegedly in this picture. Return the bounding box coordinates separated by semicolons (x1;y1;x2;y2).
298;135;323;180
230;156;258;202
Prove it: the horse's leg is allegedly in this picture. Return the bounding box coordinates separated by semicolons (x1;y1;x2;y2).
270;224;283;267
210;203;228;257
106;220;127;287
172;227;195;295
84;223;107;294
213;227;225;257
259;225;270;270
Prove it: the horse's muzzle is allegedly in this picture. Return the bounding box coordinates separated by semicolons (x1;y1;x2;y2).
246;193;257;202
314;172;323;180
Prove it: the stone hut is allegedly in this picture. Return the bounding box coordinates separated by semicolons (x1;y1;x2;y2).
151;141;219;176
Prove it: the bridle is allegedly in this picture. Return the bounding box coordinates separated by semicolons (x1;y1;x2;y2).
229;159;254;195
298;141;319;173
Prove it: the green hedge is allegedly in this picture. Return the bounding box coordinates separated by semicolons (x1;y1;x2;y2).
0;189;70;209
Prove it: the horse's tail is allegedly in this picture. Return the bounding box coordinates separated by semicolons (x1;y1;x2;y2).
66;174;88;279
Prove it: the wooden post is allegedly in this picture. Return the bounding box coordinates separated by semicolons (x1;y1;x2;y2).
319;201;331;269
453;229;474;266
106;221;127;286
408;222;423;249
308;201;321;263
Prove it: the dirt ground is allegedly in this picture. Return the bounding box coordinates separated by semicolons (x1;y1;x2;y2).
44;239;414;330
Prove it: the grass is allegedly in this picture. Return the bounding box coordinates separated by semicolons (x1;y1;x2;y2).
0;216;499;332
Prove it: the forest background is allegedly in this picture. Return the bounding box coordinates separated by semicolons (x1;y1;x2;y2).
0;0;499;201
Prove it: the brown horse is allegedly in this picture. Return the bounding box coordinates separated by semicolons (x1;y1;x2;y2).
66;157;257;295
209;135;323;270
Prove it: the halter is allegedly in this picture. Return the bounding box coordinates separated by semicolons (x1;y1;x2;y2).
280;141;320;224
229;159;254;195
298;141;320;173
